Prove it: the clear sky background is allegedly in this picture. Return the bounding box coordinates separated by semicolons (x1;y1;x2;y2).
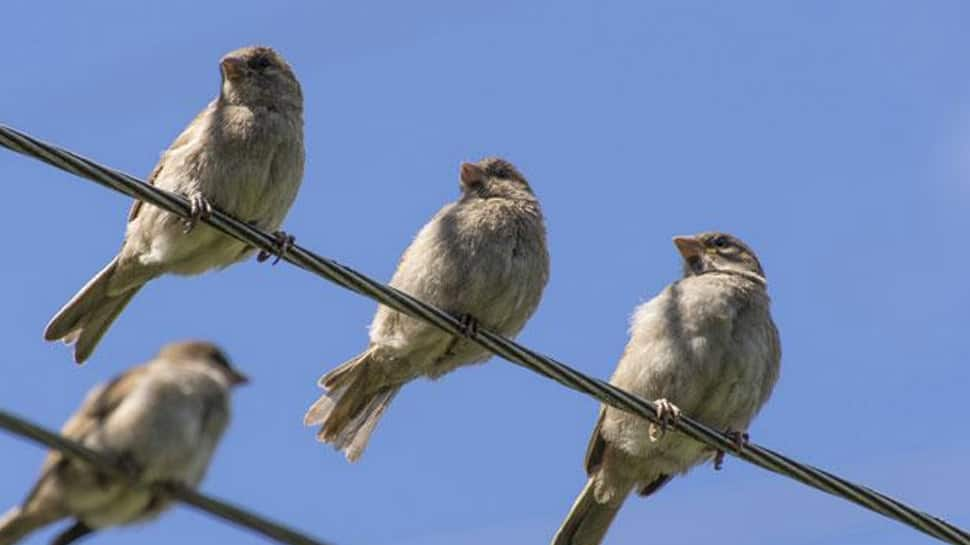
1;2;968;545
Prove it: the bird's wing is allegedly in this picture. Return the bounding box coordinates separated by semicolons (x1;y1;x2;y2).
40;366;150;472
69;365;148;436
126;161;164;223
584;409;607;475
24;366;150;507
128;108;209;223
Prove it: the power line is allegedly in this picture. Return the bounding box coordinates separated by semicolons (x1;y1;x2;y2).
1;123;966;545
0;409;333;545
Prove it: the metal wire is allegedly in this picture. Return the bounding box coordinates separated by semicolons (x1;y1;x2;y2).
0;409;333;545
1;123;967;545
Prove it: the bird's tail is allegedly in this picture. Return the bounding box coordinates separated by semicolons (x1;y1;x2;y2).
44;257;143;364
304;349;400;462
0;505;64;545
551;477;632;545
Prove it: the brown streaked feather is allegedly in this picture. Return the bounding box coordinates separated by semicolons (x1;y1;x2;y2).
126;158;164;224
53;367;148;455
73;366;148;429
23;366;147;509
128;109;208;223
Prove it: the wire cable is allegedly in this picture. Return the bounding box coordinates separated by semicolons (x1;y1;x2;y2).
1;123;966;545
0;409;333;545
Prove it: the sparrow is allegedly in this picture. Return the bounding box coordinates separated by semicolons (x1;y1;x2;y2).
45;45;305;363
551;232;781;545
0;340;248;545
305;157;550;462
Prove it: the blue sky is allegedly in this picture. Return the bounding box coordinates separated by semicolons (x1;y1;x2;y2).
2;1;969;544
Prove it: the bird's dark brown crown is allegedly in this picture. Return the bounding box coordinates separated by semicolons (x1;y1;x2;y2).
158;340;232;370
479;157;528;186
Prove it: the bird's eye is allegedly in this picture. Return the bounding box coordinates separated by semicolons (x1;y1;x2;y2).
713;236;729;249
249;56;272;70
210;351;232;370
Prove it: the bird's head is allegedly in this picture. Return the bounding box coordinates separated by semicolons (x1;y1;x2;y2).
673;232;766;284
159;340;249;388
458;157;535;201
219;45;302;112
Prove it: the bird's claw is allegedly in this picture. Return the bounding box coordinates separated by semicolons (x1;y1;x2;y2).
455;313;480;338
440;314;480;360
257;230;295;265
95;451;141;486
714;430;749;471
648;398;681;442
182;194;213;233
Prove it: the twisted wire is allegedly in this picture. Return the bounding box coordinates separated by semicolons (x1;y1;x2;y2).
0;409;333;545
1;123;966;545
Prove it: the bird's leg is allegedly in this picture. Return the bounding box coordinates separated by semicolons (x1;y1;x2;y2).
50;521;94;545
181;194;213;233
257;230;295;265
648;398;681;442
714;430;749;471
152;480;186;504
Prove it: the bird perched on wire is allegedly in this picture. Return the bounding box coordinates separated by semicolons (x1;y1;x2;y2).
44;45;305;363
551;232;781;545
0;340;248;545
305;157;550;462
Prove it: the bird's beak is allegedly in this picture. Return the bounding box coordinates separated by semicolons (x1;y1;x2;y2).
673;235;704;260
227;369;250;386
460;162;485;189
220;56;245;81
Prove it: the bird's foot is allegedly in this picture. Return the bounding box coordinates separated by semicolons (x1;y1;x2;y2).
181;194;213;233
94;451;141;486
648;398;681;442
455;313;480;338
152;480;185;501
257;230;295;265
441;313;481;358
714;430;749;471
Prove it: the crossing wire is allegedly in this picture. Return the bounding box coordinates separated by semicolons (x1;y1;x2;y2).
0;123;966;545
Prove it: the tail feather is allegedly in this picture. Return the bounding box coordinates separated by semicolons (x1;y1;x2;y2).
552;478;631;545
333;388;398;462
44;258;143;364
0;506;64;545
70;289;139;364
317;351;366;389
305;350;399;462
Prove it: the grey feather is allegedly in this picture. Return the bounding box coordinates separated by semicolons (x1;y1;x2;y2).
552;479;629;545
551;232;782;544
0;341;243;544
306;157;550;461
45;45;305;363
